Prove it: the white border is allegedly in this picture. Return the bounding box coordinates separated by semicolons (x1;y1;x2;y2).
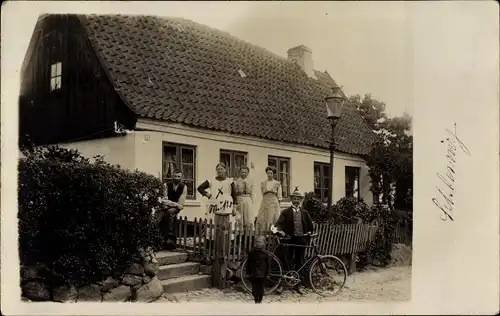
2;1;499;315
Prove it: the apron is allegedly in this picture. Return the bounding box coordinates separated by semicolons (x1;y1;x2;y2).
204;177;236;240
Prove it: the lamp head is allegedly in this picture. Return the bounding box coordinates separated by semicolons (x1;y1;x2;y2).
325;86;345;119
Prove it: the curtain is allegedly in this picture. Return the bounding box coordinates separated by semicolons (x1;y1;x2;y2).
353;175;359;198
164;151;176;179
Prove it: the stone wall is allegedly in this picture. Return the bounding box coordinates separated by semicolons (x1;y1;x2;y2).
21;247;164;303
225;261;243;287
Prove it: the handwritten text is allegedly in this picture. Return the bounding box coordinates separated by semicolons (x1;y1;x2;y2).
432;123;471;221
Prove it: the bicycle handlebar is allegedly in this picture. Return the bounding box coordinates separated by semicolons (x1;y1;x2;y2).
273;231;318;238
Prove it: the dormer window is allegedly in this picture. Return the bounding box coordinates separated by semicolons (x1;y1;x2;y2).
50;62;62;91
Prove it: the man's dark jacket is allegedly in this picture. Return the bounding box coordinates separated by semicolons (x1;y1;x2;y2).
275;206;314;236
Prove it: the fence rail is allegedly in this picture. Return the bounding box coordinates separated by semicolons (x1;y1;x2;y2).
392;222;412;246
174;216;414;289
175;216;379;262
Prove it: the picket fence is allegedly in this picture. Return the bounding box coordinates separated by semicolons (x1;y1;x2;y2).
175;216;379;262
392;222;412;246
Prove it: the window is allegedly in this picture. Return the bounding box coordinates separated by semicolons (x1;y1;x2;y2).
220;150;248;179
50;62;62;91
162;142;196;199
268;156;291;200
314;162;330;203
345;166;361;200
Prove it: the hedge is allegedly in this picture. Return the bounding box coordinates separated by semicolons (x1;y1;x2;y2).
302;193;398;268
303;193;369;224
18;146;164;287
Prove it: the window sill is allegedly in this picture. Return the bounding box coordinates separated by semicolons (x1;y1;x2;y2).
184;200;202;207
280;201;292;209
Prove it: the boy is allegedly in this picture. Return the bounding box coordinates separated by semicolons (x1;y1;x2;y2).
246;235;270;303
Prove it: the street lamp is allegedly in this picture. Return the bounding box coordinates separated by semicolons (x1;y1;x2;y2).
325;86;346;224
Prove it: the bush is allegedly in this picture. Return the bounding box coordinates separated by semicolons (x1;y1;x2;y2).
356;204;398;267
332;198;398;267
18;146;164;287
333;196;371;223
301;193;397;268
303;194;371;224
302;192;329;224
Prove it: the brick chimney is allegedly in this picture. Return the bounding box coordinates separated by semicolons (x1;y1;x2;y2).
287;45;316;79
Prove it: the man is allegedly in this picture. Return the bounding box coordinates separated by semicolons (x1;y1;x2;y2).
272;187;314;295
158;170;187;250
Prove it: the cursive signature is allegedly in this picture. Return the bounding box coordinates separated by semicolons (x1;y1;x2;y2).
432;123;471;221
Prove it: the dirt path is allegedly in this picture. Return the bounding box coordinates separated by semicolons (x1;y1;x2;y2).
159;265;411;303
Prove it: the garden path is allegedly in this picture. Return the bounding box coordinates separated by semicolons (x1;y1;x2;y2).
157;265;411;303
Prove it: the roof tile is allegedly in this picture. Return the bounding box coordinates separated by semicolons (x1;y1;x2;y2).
79;14;375;155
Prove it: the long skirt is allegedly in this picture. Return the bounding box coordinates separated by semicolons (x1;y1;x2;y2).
255;193;281;233
211;213;236;241
236;195;255;230
205;200;237;240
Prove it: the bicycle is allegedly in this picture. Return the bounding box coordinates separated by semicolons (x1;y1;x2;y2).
239;231;348;297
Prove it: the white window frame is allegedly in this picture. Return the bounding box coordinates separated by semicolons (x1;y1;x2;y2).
345;166;361;200
50;62;62;91
268;155;291;200
162;142;197;200
219;150;248;179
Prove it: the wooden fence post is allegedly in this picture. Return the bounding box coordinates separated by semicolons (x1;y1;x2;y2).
212;214;230;289
347;217;363;275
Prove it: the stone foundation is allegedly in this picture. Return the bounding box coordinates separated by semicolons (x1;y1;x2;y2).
224;261;243;287
21;247;163;303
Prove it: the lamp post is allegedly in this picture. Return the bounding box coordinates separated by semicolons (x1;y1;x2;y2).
325;86;346;224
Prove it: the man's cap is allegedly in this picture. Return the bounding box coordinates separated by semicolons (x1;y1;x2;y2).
291;186;304;198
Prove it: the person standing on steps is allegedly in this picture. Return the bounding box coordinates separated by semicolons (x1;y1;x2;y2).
197;162;239;230
234;166;256;230
272;187;314;295
158;170;187;250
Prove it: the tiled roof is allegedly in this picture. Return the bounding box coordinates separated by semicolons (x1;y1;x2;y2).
79;14;375;155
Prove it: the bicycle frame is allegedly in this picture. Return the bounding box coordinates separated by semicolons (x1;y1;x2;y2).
270;234;321;276
240;233;348;296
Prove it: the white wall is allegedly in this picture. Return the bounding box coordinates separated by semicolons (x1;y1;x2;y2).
134;119;373;220
55;122;373;221
58;134;136;170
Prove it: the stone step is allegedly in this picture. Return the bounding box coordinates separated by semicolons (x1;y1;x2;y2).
156;251;188;266
157;262;200;280
161;274;212;294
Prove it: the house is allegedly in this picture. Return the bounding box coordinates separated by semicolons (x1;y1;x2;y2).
19;14;376;221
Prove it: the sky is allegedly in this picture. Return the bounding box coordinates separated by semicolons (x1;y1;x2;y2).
3;1;414;118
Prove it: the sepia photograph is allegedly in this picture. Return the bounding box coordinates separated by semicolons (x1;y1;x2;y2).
1;1;498;315
18;7;413;304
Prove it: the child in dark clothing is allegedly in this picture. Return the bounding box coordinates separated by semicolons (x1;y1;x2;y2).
246;235;270;303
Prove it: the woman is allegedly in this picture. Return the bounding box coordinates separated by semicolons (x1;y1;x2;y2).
255;166;283;233
234;166;255;230
197;162;238;229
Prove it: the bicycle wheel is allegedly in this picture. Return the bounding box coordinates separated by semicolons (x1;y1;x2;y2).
308;255;347;296
240;250;283;295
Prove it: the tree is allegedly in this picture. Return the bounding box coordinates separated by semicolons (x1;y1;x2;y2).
383;114;413;211
349;94;387;131
349;94;413;211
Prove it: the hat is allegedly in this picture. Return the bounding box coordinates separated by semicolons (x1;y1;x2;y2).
291;187;304;198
